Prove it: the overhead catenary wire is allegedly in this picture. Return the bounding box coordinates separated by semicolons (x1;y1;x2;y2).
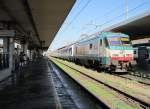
51;0;92;50
79;2;126;35
53;0;150;50
86;0;150;34
80;1;130;35
69;0;130;43
64;0;83;24
94;2;125;22
62;0;92;33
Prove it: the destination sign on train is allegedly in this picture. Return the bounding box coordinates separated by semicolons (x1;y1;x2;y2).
121;37;129;41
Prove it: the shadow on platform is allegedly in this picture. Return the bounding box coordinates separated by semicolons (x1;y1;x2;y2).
0;57;58;109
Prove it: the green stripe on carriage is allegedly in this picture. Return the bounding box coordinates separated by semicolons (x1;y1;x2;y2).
102;57;110;65
109;46;133;50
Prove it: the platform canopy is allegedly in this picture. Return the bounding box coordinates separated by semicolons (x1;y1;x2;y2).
104;11;150;40
0;0;75;50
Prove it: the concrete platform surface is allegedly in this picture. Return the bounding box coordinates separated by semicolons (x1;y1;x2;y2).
0;57;59;109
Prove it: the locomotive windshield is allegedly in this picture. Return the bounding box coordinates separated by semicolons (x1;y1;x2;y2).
107;36;131;46
120;37;130;45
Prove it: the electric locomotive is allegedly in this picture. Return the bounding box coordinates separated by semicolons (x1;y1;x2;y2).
75;32;133;72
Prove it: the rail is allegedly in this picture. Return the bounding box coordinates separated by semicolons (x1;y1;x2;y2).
129;70;150;79
50;57;150;109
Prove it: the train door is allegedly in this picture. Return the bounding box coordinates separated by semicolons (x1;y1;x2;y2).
148;47;150;63
99;38;108;65
99;39;103;62
133;48;138;60
138;47;148;60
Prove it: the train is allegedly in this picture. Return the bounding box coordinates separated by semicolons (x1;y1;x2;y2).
53;32;134;72
133;46;150;64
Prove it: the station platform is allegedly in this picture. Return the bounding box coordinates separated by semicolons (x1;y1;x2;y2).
0;57;59;109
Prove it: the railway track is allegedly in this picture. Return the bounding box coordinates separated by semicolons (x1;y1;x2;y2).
129;71;150;79
113;74;150;86
92;64;150;86
51;58;150;109
111;69;150;86
95;66;150;86
48;62;79;109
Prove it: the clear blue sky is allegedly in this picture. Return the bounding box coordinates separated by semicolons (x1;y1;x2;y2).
49;0;150;50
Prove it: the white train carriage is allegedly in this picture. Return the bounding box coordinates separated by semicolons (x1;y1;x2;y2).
57;44;76;61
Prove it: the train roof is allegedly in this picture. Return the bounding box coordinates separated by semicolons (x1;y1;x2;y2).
77;31;129;43
57;42;77;50
56;31;129;50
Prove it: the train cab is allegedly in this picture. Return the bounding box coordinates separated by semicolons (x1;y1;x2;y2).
103;34;133;71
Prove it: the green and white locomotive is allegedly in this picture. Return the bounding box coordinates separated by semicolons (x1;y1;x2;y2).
55;32;134;72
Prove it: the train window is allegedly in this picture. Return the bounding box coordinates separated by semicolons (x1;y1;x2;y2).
69;48;72;55
76;47;77;54
121;37;130;46
89;44;92;49
134;50;136;54
104;38;109;47
100;39;102;46
107;37;121;46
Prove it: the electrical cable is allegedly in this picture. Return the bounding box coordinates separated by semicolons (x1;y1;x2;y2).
86;0;150;34
62;0;92;33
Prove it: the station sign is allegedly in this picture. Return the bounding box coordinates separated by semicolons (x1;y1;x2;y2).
0;30;15;37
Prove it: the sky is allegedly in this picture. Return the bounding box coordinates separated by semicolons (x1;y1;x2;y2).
49;0;150;51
